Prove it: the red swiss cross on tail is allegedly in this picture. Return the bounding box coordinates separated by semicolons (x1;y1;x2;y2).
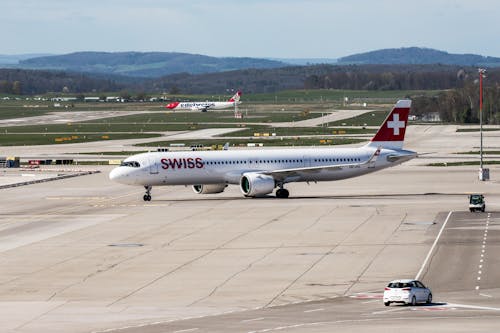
367;100;411;150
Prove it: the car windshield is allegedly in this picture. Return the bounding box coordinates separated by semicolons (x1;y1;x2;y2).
470;195;483;204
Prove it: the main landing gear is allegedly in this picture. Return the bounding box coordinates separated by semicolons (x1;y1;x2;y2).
276;183;289;199
143;185;152;201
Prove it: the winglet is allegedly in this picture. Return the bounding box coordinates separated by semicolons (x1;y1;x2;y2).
367;99;411;150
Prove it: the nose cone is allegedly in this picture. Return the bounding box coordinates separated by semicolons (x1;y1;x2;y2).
109;167;119;181
109;167;127;184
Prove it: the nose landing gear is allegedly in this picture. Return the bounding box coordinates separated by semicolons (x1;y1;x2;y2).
143;185;152;201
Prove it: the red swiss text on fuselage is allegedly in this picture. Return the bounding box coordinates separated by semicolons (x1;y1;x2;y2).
161;157;204;170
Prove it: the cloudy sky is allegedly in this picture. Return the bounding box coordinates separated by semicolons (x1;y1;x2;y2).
2;0;499;58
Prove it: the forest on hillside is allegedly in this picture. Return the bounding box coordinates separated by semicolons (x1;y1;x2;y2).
1;64;499;124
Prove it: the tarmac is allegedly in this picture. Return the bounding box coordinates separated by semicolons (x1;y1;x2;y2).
1;113;500;332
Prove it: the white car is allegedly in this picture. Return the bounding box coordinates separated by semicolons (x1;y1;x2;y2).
383;279;432;306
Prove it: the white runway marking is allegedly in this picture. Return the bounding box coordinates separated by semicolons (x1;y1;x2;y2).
371;307;407;315
242;317;266;323
415;211;452;280
173;328;199;333
304;308;324;313
447;303;500;311
476;213;491;291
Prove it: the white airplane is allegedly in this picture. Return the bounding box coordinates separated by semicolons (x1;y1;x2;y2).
165;91;242;112
110;100;416;201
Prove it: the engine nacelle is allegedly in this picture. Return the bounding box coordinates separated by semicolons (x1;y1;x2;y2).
192;184;227;194
240;173;275;197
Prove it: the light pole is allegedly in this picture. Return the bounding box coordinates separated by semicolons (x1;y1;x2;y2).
478;68;489;181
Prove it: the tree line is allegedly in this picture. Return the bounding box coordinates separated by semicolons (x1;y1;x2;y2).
4;64;492;95
0;69;126;95
412;83;500;124
1;65;499;124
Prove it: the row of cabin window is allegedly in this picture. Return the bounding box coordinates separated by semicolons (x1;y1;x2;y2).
205;160;302;165
205;157;361;165
314;158;361;162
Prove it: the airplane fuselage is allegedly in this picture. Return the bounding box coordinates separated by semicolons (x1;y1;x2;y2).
110;147;415;187
174;101;236;111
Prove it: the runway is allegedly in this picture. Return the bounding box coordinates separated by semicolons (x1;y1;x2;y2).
1;162;499;332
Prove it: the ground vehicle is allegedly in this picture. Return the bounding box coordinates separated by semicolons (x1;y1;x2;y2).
469;194;485;212
383;279;432;306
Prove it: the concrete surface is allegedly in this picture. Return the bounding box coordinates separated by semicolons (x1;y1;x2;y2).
1;112;500;332
0;162;499;332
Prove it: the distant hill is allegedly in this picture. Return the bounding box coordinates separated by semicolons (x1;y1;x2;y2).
0;54;53;65
337;47;500;67
0;68;126;95
142;64;500;94
271;58;338;65
18;52;287;78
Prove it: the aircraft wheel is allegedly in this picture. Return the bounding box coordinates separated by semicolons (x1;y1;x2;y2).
143;194;151;201
276;189;289;198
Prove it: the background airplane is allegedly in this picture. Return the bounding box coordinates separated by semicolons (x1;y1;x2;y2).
110;100;416;201
165;91;242;112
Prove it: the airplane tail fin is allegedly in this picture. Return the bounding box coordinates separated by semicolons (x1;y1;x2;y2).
228;91;242;102
366;100;411;150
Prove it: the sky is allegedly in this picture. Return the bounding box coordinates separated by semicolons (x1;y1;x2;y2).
2;0;500;58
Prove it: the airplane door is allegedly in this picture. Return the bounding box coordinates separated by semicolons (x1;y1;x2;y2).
303;155;311;167
149;158;159;174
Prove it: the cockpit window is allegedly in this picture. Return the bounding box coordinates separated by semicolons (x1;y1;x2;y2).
120;161;141;168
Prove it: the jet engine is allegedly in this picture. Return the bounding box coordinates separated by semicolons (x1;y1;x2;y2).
240;173;275;197
192;184;227;194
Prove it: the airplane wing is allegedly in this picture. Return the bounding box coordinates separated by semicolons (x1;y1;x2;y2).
196;105;211;112
195;102;216;112
261;147;381;182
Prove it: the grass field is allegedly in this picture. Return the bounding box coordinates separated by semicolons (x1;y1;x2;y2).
455;151;500;155
135;137;366;148
218;126;375;137
0;133;160;146
0;100;167;120
428;160;500;167
456;128;500;132
241;89;440;103
92;110;323;124
0;121;244;134
0;105;53;120
328;111;388;126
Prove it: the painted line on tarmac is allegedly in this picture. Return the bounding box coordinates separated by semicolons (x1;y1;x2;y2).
447;303;500;311
173;329;199;333
362;299;379;304
476;213;491;291
349;293;383;299
241;317;266;323
371;307;408;315
304;308;324;313
415;211;453;281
